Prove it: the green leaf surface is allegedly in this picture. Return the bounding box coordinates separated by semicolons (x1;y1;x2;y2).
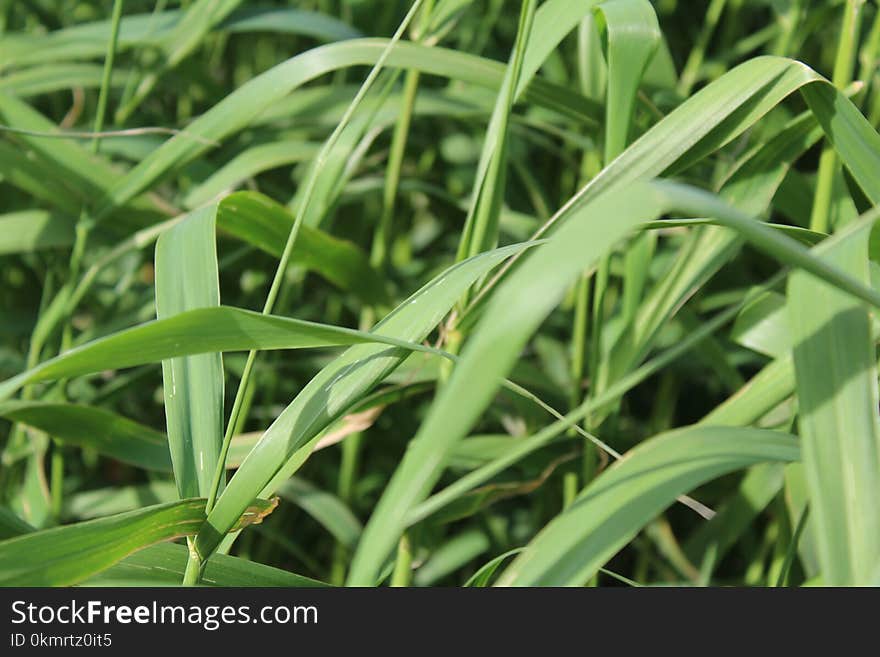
155;205;224;499
788;220;880;585
0;401;170;472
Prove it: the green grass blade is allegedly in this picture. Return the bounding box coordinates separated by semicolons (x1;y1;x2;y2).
96;38;600;217
731;289;791;358
220;6;361;41
594;0;660;162
155;205;224;499
183;141;320;209
464;548;523;587
0;63;126;97
496;427;799;586
414;529;490;586
0;497;275;586
457;0;536;262
217;192;388;305
0;7;360;70
0;306;448;401
588;0;661;404
83;542;328;587
788;220;880;585
0;401;170;472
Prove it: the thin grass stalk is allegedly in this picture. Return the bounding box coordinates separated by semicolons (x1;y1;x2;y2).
588;0;660;438
570;15;603;467
856;4;880;108
810;0;865;233
678;0;728;95
390;534;413;586
455;0;536;265
41;0;123;521
772;0;805;56
64;0;124;309
206;0;426;514
775;506;810;587
441;0;536;384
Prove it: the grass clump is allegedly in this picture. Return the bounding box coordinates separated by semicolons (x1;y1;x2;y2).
1;0;880;587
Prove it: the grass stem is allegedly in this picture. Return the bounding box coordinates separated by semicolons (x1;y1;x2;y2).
810;0;865;233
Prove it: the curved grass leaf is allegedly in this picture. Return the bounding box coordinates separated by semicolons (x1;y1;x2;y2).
731;290;790;358
96;39;601;217
216;192;388;304
496;427;799;586
0;401;170;472
0;63;127;97
183;141;320;209
0;307;446;402
593;0;660;161
464;548;523;587
0;7;360;71
414;530;490;586
0;498;276;586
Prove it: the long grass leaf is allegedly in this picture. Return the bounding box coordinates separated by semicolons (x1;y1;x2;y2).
788;220;880;585
155;206;224;498
0;498;276;586
496;427;799;586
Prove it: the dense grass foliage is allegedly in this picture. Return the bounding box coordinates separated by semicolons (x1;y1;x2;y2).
1;0;880;587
